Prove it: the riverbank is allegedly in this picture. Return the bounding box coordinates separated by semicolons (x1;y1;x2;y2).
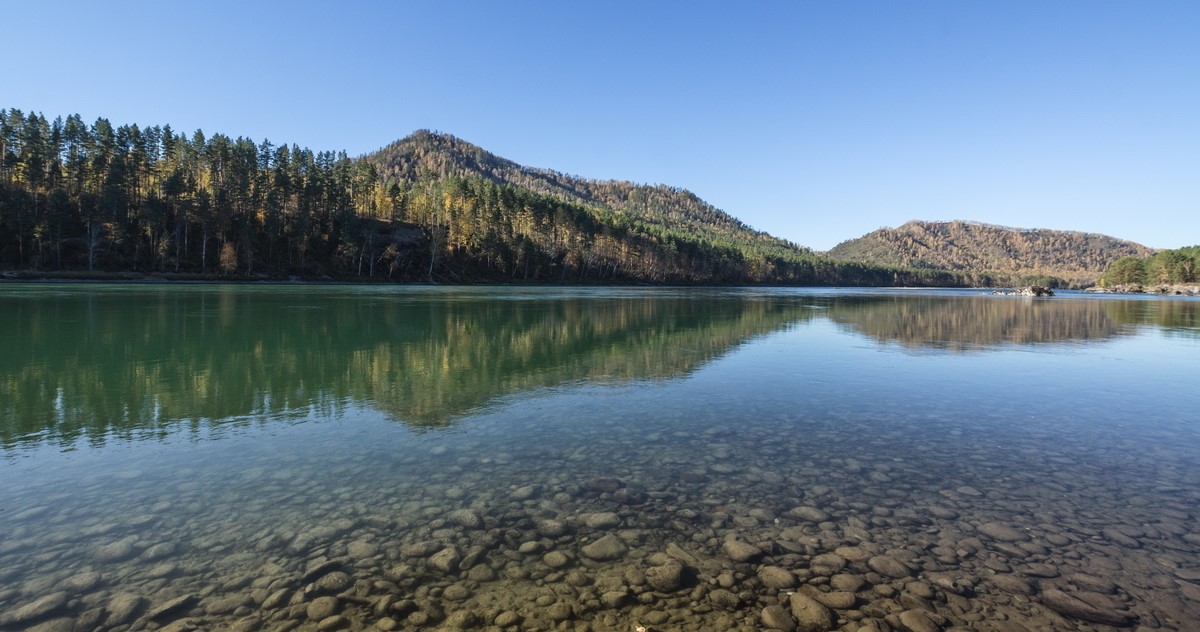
1085;283;1200;296
0;269;963;289
0;270;335;284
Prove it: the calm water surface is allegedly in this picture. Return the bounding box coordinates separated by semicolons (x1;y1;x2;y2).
1;285;1198;632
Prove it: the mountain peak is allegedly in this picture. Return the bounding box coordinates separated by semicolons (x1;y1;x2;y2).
364;132;809;254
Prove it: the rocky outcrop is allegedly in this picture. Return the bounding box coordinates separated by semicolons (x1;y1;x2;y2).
992;286;1054;296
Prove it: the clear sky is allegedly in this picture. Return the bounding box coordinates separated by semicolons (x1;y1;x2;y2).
2;0;1197;251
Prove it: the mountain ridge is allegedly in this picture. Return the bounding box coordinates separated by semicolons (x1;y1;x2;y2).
826;219;1155;286
0;107;1156;287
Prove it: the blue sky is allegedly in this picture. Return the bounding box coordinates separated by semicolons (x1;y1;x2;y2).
2;1;1197;250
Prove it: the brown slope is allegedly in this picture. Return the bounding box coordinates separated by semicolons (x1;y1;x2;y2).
826;220;1155;285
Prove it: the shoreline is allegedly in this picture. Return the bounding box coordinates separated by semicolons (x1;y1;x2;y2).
1085;283;1200;296
0;270;942;289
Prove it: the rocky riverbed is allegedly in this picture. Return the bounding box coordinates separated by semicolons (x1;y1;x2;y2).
2;402;1198;632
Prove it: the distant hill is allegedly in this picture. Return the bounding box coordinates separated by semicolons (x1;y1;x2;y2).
826;220;1155;286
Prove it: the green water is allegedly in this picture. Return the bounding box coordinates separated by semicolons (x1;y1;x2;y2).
1;285;1198;631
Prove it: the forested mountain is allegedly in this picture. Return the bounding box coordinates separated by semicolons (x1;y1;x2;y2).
826;220;1155;287
3;107;1156;288
0;108;959;286
365;131;808;261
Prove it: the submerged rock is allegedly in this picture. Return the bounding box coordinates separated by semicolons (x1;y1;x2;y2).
722;539;764;563
581;535;627;561
93;537;139;563
644;560;684;592
146;594;198;622
0;592;70;626
581;511;621;529
105;593;146;626
898;608;942;632
758;565;797;590
1040;589;1133;626
788;506;833;523
812;590;856;610
428;547;461;573
761;604;798;631
978;522;1028;543
543;550;570;568
446;509;483;529
306;596;340;621
584;477;623;494
867;555;912;579
54;571;102;594
788;592;834;631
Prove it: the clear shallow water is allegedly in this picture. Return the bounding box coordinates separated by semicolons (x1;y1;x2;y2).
1;285;1198;632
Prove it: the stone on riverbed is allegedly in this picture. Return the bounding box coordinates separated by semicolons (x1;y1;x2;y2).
105;593;146;626
868;555;913;578
788;592;834;631
758;565;797;589
581;511;621;529
146;594;198;622
537;519;568;537
788;506;832;523
428;547;461;573
644;560;684;592
811;590;857;609
0;592;69;627
831;574;866;593
93;536;140;563
708;588;740;609
761;604;798;631
347;539;380;559
581;534;627;561
317;614;349;630
978;522;1029;543
400;541;442;558
494;610;521;626
584;477;623;494
306;596;340;621
722;539;764;563
315;571;352;593
1069;572;1118;594
811;553;848;574
1040;589;1133;626
54;571;102;593
446;509;483;529
989;573;1035;596
543;550;570;568
898;608;942;632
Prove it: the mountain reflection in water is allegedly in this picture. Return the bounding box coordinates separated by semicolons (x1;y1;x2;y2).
1;286;1196;450
826;294;1198;350
0;287;811;448
3;285;1199;632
